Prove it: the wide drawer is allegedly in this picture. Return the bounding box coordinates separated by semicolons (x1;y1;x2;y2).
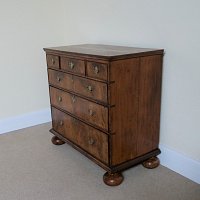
52;107;108;164
49;87;108;130
48;69;107;103
60;57;85;75
86;61;108;81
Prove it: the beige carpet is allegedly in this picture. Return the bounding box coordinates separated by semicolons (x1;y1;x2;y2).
0;123;199;200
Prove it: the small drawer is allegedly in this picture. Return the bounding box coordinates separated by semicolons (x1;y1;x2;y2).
49;87;108;130
52;107;108;164
61;57;85;75
46;55;59;69
86;62;108;81
48;69;108;103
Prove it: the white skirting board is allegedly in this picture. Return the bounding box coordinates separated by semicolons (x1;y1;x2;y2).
158;144;200;184
0;108;51;134
0;109;199;184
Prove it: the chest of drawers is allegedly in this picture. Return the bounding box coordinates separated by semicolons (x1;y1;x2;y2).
44;44;164;186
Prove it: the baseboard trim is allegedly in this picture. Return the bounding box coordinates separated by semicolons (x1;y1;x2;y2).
158;144;200;184
0;112;199;184
0;108;51;134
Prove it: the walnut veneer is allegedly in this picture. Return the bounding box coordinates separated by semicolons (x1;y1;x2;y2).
44;44;164;186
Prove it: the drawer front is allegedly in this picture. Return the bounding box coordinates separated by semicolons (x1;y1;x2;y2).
52;107;108;163
49;87;108;130
46;55;59;69
61;57;85;75
48;69;107;103
86;62;108;81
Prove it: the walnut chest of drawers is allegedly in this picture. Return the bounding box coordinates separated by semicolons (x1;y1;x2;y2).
44;44;164;186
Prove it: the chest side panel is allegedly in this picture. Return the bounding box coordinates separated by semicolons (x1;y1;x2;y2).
109;58;140;166
109;55;163;166
136;55;163;155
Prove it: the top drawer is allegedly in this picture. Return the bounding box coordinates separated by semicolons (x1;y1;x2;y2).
86;62;108;81
60;57;85;75
46;55;59;69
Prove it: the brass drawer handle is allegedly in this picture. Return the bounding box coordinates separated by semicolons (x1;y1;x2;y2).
68;61;75;69
58;96;62;102
59;121;64;126
88;109;94;116
71;95;76;103
57;76;61;82
51;58;55;65
86;85;93;92
88;138;95;145
94;65;99;74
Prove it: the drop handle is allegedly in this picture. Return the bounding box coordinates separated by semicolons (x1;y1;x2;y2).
58;96;62;102
86;85;93;92
88;138;95;145
51;58;55;65
68;61;75;69
71;95;76;103
57;76;61;82
88;109;94;116
94;65;99;74
59;121;64;126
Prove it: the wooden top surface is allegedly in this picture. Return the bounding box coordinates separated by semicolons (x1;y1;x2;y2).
44;44;164;60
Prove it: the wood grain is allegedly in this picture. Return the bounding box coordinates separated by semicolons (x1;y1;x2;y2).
49;86;108;130
109;58;140;166
136;55;163;155
46;54;59;69
60;56;85;75
86;61;108;81
52;107;108;164
48;69;108;103
44;44;164;61
44;44;164;185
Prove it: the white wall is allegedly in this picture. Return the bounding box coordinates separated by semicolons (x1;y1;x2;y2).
0;0;65;119
63;0;200;161
0;0;199;182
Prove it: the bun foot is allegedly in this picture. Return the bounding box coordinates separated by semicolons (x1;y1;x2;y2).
103;172;124;186
51;136;65;145
142;156;160;169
